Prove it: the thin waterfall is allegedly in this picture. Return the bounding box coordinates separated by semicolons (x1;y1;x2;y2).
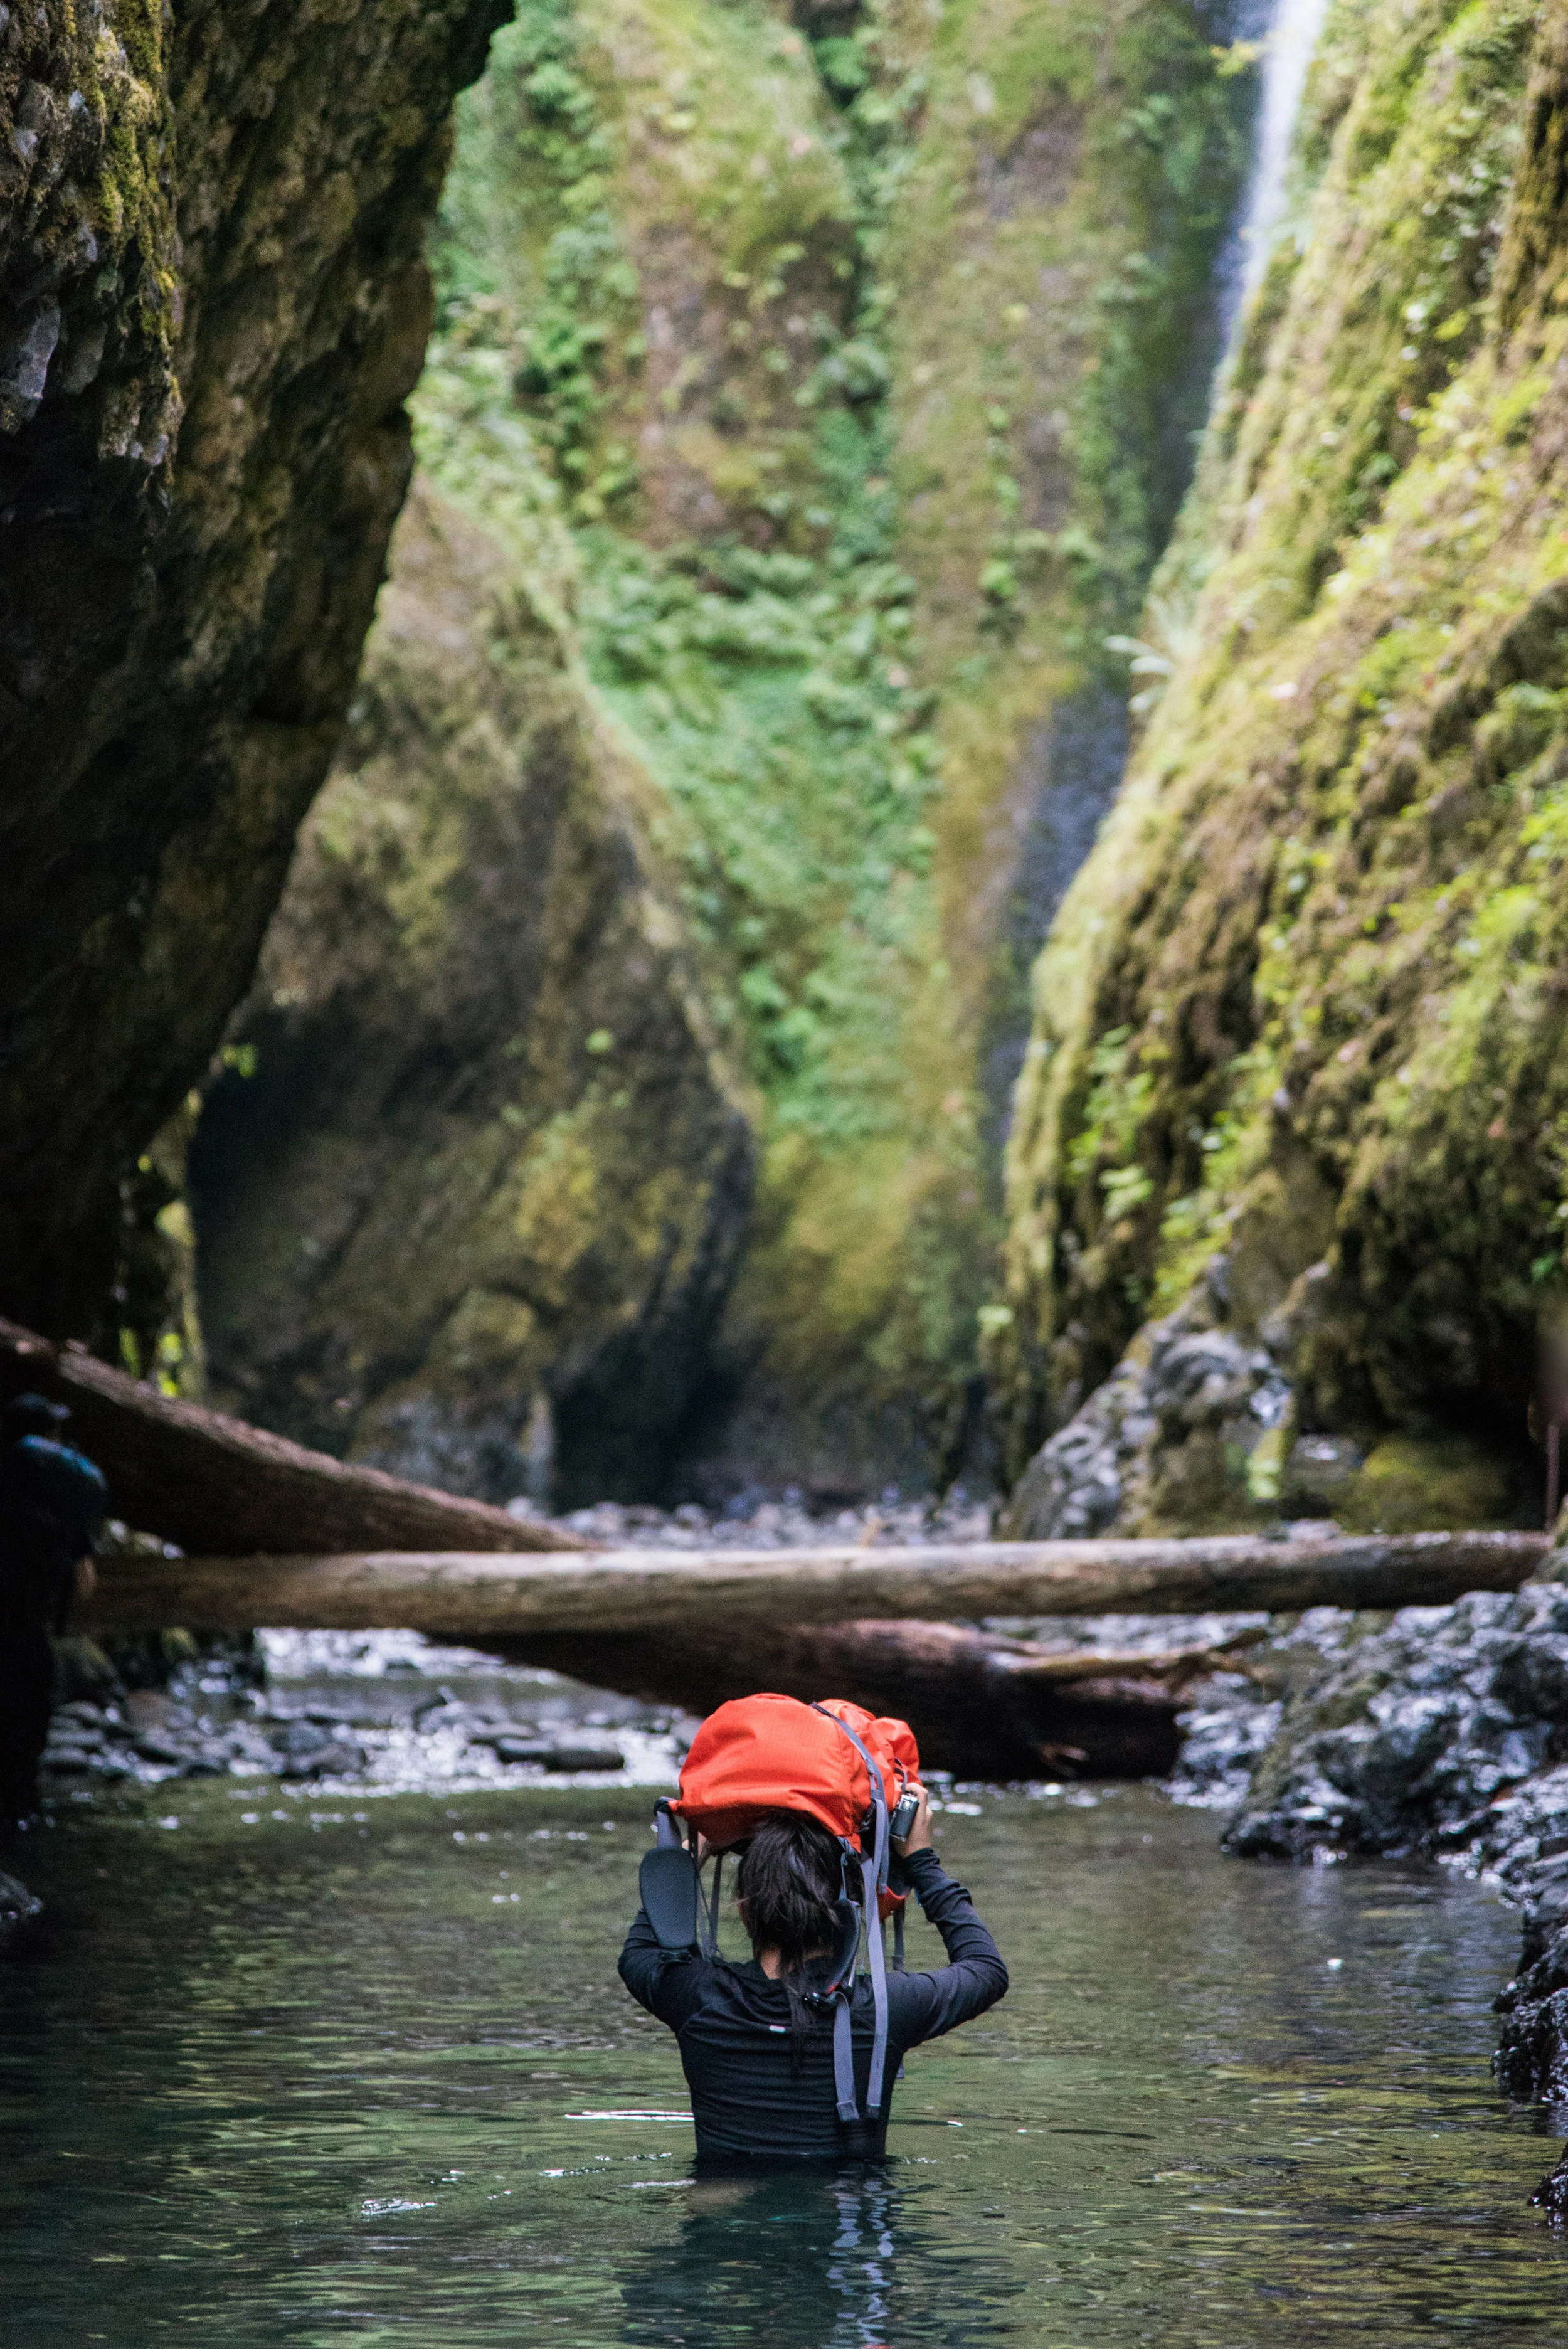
1216;0;1335;343
985;0;1330;1171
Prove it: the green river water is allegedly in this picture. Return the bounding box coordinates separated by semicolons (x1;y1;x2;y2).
3;1780;1567;2346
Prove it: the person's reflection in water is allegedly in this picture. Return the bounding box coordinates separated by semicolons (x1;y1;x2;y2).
620;2167;908;2349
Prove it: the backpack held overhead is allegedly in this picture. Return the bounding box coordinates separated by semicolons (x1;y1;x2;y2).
638;1692;921;2128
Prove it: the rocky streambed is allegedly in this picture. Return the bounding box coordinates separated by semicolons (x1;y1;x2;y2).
34;1631;692;1806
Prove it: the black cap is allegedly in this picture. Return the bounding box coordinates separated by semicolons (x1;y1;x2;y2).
3;1392;71;1438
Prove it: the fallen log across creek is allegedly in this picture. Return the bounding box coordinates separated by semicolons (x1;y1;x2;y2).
83;1527;1552;1779
0;1315;589;1556
86;1527;1550;1642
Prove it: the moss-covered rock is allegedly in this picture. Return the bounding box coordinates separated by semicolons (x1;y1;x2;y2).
0;0;509;1342
1335;1434;1517;1535
999;0;1568;1517
189;475;753;1507
414;0;1251;1488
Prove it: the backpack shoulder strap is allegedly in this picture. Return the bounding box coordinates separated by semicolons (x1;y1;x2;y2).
812;1707;893;2121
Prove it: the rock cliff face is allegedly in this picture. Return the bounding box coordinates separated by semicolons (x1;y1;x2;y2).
190;478;753;1507
188;0;1252;1498
1000;0;1568;1535
0;0;507;1338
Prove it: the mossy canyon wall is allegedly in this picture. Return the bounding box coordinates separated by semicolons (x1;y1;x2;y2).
0;0;510;1333
999;0;1568;1541
28;0;1554;1519
184;0;1256;1502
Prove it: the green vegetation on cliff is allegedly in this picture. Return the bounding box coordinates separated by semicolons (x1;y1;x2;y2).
1000;0;1568;1530
409;0;1250;1487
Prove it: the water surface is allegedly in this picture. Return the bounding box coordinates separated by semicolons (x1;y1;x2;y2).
3;1783;1565;2345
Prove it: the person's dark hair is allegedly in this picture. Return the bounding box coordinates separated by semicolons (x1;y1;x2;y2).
735;1812;844;2073
3;1393;70;1440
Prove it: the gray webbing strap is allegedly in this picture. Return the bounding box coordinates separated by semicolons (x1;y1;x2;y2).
832;1998;858;2122
861;1852;889;2113
815;1709;892;2124
893;1905;906;1971
703;1852;723;1958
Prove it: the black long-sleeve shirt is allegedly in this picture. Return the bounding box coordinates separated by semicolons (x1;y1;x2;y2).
618;1846;1007;2164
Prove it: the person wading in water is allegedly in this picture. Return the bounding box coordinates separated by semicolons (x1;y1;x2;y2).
619;1782;1007;2165
0;1394;107;1838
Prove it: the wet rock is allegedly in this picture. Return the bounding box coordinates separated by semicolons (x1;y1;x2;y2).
1002;1301;1291;1539
466;1724;544;1754
1001;1360;1133;1538
54;1700;114;1732
410;1690;469;1734
274;1719;366;1780
43;1723;107;1759
1165;1690;1284;1813
1224;1586;1568;1862
0;1869;42;1948
40;1700;136;1779
221;1727;283;1773
1496;1929;1568;2107
540;1745;626;1774
132;1731;198;1768
1532;2147;1568;2222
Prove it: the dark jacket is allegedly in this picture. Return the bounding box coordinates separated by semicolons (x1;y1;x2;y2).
0;1435;107;1631
618;1845;1007;2164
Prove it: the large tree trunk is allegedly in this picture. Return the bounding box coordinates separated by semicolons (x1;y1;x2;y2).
85;1527;1548;1638
490;1618;1185;1779
0;1317;588;1556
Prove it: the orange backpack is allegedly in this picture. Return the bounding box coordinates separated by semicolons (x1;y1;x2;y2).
640;1692;921;2128
669;1692;918;1856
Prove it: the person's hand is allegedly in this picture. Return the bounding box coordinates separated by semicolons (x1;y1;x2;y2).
892;1782;931;1855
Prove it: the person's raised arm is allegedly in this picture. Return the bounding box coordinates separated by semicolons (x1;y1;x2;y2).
887;1785;1008;2043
